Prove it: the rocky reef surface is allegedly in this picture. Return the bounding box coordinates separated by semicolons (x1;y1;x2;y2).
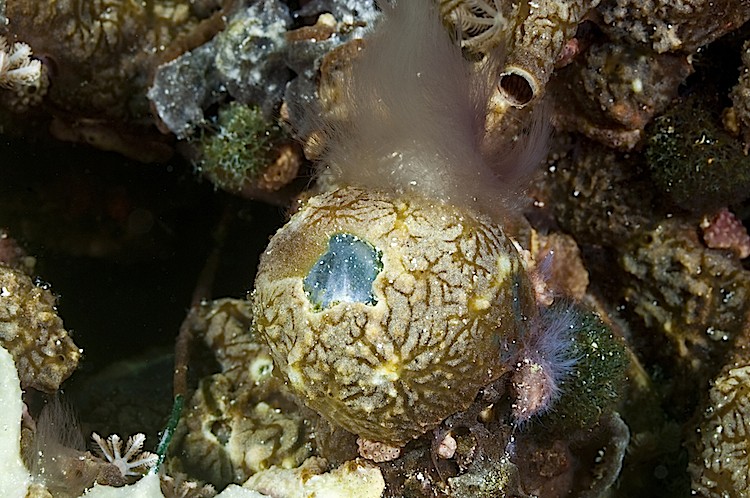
1;0;750;497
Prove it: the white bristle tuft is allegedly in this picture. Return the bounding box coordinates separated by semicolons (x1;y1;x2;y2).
313;0;549;219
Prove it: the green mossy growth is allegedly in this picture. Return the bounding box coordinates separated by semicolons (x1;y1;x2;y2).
195;102;282;192
645;93;750;212
543;304;629;433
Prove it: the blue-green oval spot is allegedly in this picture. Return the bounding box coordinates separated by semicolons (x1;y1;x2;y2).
303;233;383;310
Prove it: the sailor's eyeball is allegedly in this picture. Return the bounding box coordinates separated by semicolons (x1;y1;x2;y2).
251;187;534;445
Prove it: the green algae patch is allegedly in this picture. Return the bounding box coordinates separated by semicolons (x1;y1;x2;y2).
646;93;750;212
541;304;629;433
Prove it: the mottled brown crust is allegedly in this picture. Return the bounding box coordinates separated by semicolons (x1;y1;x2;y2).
252;187;535;445
5;0;200;120
730;40;750;151
598;0;750;54
174;299;314;486
690;363;750;497
551;43;691;150
2;0;216;160
0;265;80;392
619;220;750;378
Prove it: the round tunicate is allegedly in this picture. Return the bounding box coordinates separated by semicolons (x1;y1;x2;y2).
251;187;535;445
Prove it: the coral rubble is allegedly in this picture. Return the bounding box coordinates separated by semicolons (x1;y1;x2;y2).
552;43;692;149
171;299;314;488
243;457;385;497
148;0;292;140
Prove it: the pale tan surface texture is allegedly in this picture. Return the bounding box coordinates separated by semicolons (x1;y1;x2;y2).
252;187;534;445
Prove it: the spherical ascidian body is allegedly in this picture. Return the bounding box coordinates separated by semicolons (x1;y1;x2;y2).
251;187;536;446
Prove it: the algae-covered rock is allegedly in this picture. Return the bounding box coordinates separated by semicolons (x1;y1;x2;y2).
533;135;658;247
539;304;629;432
194;102;299;195
598;0;750;53
729;39;750;149
646;93;750;212
620;219;750;375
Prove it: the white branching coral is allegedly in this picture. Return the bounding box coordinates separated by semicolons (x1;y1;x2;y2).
0;35;42;89
91;432;158;478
